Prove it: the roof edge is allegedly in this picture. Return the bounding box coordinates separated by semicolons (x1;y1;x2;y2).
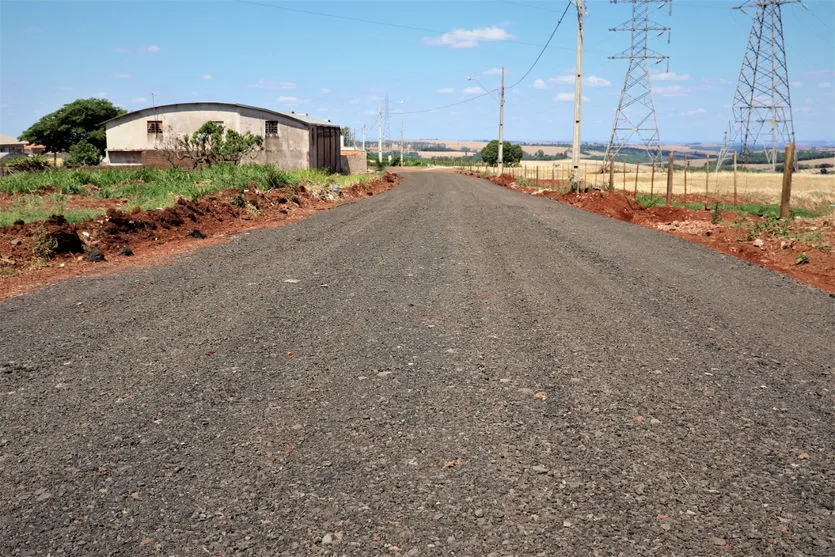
103;102;339;128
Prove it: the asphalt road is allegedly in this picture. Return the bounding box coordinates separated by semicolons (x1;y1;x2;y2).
1;171;833;556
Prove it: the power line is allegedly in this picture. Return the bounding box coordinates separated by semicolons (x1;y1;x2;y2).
393;1;573;116
236;0;542;47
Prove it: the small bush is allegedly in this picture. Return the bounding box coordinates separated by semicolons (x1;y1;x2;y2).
3;155;51;173
65;140;102;167
710;202;722;225
795;252;809;265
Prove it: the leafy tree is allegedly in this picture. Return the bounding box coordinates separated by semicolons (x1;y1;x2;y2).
173;121;263;167
65;140;102;167
19;98;126;155
480;140;523;166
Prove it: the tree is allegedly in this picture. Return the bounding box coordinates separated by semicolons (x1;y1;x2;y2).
480;140;523;166
171;121;263;167
65;140;102;167
19;98;126;155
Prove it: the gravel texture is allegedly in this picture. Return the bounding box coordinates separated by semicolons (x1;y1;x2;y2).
1;170;833;556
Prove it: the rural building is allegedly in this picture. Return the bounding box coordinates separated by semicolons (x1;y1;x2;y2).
103;102;342;172
0;134;26;161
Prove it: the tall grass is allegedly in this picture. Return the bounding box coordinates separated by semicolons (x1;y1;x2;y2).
0;164;378;224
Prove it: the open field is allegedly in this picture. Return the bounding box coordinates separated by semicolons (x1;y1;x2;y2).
457;160;835;209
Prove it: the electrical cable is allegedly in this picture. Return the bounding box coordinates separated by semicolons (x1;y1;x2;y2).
393;0;574;116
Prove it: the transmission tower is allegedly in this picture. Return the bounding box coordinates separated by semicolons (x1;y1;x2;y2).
605;0;672;169
717;0;798;171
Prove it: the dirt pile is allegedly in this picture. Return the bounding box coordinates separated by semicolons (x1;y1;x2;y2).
0;173;401;298
477;172;835;293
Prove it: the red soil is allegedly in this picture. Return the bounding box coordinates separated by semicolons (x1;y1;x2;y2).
0;173;399;299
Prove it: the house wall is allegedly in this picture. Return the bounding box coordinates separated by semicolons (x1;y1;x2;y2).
340;150;368;174
105;104;316;170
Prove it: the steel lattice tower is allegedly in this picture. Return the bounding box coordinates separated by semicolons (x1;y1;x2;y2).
605;1;672;169
717;0;798;170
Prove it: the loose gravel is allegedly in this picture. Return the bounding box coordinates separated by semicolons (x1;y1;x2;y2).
1;171;833;556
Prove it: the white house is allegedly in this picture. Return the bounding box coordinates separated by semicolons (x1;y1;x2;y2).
103;102;342;172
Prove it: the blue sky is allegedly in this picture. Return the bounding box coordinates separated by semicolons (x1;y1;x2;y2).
1;0;833;143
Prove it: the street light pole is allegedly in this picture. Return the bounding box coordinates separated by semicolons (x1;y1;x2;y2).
571;0;585;191
498;66;505;176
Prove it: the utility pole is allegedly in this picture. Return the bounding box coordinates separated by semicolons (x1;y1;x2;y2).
400;121;405;166
717;0;799;171
605;0;671;170
498;67;505;176
570;0;585;191
377;104;383;164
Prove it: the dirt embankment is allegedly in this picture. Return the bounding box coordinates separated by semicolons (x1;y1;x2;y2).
0;172;399;299
473;172;835;294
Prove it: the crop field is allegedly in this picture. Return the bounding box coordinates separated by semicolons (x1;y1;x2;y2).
460;160;835;210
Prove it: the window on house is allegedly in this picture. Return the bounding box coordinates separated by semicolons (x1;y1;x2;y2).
147;120;163;134
265;121;279;136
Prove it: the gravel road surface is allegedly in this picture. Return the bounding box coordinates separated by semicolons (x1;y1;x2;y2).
1;171;833;556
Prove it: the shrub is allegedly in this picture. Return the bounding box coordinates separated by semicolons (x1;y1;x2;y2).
65;141;102;167
3;155;51;173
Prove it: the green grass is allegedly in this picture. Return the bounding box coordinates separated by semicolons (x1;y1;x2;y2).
0;164;378;224
635;194;821;219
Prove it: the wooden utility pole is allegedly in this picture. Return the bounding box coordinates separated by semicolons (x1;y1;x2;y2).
780;142;795;219
666;152;674;205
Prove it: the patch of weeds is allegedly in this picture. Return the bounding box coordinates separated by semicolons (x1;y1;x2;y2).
264;168;298;190
29;228;57;259
710;202;722;225
794;252;809;265
636;194;663;208
746;216;793;240
230;193;246;208
812;242;830;252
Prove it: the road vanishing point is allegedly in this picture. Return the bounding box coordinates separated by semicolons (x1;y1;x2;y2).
1;171;833;556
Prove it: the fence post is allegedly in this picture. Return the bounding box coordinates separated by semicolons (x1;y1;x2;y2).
633;162;640;196
733;152;738;208
666;152;674;205
623;162;628;192
705;156;711;203
650;161;656;199
683;153;688;201
780;142;795;219
608;160;615;193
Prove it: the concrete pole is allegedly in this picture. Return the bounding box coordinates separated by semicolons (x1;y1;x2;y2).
570;0;584;191
498;67;505;176
400;121;404;166
377;104;383;164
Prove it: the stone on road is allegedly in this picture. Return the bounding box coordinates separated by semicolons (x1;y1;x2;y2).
1;171;832;556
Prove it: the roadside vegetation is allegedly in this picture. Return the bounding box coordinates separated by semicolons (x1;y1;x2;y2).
0;164;376;227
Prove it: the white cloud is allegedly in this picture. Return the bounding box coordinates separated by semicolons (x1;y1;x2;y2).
651;71;691;82
139;44;161;53
249;80;296;90
681;108;706;117
653;85;690;97
548;75;574;85
533;79;547;90
276;96;298;103
586;75;612;88
320;88;330;94
130;97;148;104
463;86;485;94
110;73;131;79
202;74;213;80
483;68;503;76
437;87;456;94
819;82;832;89
554;92;588;103
423;26;515;49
